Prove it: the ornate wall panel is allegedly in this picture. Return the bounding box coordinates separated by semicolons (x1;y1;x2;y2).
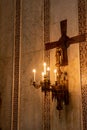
43;0;51;130
78;0;87;130
11;0;21;130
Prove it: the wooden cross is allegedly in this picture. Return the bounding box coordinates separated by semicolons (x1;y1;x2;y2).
45;19;86;66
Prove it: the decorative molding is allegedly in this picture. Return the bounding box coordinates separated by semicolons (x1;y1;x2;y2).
11;0;21;130
43;0;50;130
78;0;87;129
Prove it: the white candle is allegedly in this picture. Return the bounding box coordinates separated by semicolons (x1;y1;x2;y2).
54;69;57;81
47;67;50;71
32;69;36;81
43;62;46;75
47;67;50;79
42;72;44;81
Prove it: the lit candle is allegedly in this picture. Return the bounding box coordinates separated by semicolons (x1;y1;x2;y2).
54;69;57;81
32;69;36;82
42;72;44;81
47;67;50;79
43;62;46;75
47;67;50;71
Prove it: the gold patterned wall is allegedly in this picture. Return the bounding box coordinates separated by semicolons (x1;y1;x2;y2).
78;0;87;129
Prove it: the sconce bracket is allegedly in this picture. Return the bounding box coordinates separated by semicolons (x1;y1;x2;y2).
41;81;69;110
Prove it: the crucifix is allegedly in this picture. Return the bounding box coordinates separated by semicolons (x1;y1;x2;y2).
45;19;86;66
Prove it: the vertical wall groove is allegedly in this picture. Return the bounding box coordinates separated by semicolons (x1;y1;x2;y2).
43;0;50;130
78;0;87;130
12;0;21;130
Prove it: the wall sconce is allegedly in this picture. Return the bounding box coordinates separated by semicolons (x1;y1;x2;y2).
32;48;69;111
32;19;86;111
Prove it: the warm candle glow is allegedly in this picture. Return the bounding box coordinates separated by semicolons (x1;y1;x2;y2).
54;69;57;73
33;69;36;73
43;62;46;75
54;69;57;81
47;67;50;79
42;72;44;81
32;69;36;81
47;67;50;71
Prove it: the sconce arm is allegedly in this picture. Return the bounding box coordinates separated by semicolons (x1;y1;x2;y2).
33;81;41;89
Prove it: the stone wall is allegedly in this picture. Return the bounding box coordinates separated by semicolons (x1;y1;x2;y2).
50;0;82;130
0;0;14;130
0;0;87;130
19;0;44;130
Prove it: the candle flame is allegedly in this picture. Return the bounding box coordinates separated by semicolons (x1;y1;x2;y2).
47;67;50;71
32;69;36;73
54;69;57;73
42;72;44;76
43;62;46;66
